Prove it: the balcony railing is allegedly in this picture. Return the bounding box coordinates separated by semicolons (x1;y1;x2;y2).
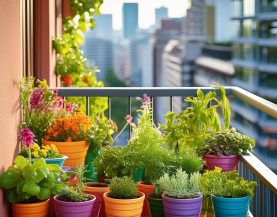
57;86;277;216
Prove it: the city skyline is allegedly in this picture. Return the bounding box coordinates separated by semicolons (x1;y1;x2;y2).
100;0;190;29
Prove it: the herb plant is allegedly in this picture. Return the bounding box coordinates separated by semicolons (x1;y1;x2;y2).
200;167;257;198
0;156;62;203
161;86;231;152
200;128;255;156
108;177;138;199
157;168;201;199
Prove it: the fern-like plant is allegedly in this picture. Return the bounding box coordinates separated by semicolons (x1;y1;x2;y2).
157;168;202;199
108;177;138;199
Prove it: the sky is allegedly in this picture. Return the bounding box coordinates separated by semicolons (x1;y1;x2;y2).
100;0;190;30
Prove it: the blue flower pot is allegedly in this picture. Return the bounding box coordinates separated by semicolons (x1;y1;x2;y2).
44;156;68;168
212;195;250;217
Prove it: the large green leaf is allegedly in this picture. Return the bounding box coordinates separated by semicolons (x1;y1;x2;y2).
0;170;21;189
22;181;40;196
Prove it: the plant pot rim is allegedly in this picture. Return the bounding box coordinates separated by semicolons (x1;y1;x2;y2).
137;182;155;188
43;140;87;144
12;199;49;206
162;193;203;201
203;153;238;158
148;193;162;200
84;182;109;187
54;194;96;204
212;195;250;200
32;155;68;160
103;191;145;202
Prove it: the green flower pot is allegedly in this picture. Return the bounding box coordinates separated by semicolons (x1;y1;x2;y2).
148;193;164;217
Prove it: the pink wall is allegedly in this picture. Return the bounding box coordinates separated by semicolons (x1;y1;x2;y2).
0;0;22;216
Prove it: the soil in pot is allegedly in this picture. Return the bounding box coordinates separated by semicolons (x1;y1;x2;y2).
54;194;96;217
162;194;203;217
137;182;155;217
103;191;145;217
148;193;164;217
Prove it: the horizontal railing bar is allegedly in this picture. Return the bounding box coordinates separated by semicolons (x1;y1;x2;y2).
231;86;277;118
240;153;277;194
57;86;232;97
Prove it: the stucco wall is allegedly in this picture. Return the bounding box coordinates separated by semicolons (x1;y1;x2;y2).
0;1;22;216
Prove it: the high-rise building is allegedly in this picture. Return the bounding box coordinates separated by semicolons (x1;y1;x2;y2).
92;14;113;39
123;3;138;39
155;7;168;29
231;0;277;169
152;18;183;87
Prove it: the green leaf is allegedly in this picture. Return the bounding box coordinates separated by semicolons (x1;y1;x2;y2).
0;171;21;189
22;181;40;196
14;156;29;169
33;158;46;168
37;187;50;200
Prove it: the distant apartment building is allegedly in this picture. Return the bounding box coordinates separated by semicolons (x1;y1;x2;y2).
123;3;138;39
130;31;153;87
155;7;168;29
231;0;277;169
152;18;183;87
93;14;113;39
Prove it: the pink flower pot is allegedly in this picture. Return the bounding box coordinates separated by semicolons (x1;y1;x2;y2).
54;195;96;217
203;154;239;172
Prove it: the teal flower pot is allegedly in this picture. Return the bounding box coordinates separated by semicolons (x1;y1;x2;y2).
44;156;68;168
212;195;250;217
133;168;144;182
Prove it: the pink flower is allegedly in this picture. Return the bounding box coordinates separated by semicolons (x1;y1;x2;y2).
30;89;43;109
19;128;35;148
125;114;133;124
53;88;58;95
55;97;63;109
66;103;76;113
137;94;151;105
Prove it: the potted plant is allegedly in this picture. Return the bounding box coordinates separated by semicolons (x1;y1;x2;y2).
17;77;64;146
43;111;92;167
200;167;257;217
200;128;255;171
19;143;68;168
158;168;202;217
0;155;62;217
161;86;231;152
54;164;96;217
103;176;145;217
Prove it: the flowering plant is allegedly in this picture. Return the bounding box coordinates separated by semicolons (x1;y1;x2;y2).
18;77;64;145
44;112;91;142
19;143;63;159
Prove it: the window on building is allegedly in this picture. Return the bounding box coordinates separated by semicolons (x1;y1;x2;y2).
260;0;277;12
243;0;255;16
260;72;277;88
260;21;277;38
242;19;256;37
234;66;253;82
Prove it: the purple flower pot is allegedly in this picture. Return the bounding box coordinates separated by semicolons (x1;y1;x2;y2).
54;195;96;217
162;194;202;217
203;154;239;172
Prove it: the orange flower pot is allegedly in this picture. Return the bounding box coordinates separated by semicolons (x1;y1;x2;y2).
43;140;88;167
83;182;110;217
137;182;154;217
12;199;49;217
103;191;145;217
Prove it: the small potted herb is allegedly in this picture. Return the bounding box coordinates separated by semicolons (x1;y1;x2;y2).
19;143;68;168
103;176;145;217
54;164;96;217
200;167;257;216
158;169;202;217
200;128;255;171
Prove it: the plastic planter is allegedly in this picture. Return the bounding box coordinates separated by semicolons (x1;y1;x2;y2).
44;156;68;168
162;194;203;217
148;193;164;217
212;195;250;217
54;195;96;217
12;199;49;217
203;154;239;172
137;182;155;217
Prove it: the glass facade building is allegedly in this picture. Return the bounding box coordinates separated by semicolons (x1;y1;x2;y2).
123;3;138;39
232;0;277;170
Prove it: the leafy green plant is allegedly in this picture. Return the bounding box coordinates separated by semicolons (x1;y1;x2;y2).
0;156;62;203
93;146;140;178
200;167;257;198
199;128;255;156
161;86;231;152
60;164;92;202
108;177;138;199
157;168;201;199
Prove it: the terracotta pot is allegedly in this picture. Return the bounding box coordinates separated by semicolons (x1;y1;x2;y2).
148;193;164;217
43;140;88;167
203;154;239;172
54;195;96;217
137;182;155;217
103;191;145;217
12;199;49;217
162;194;203;217
83;182;110;217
